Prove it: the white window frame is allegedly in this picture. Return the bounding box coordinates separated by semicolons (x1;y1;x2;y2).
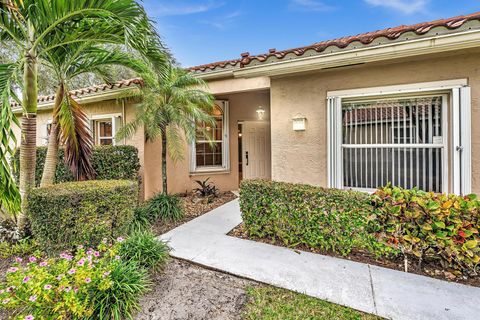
327;79;471;195
90;113;122;146
190;100;230;173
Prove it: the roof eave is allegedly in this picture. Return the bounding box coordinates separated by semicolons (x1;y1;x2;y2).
233;30;480;78
13;86;139;114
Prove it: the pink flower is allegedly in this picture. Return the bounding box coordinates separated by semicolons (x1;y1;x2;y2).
25;315;34;320
0;289;4;294
85;278;92;283
77;245;84;249
56;274;64;281
39;261;48;267
116;237;124;242
114;255;121;260
2;298;10;304
60;253;73;261
23;276;31;283
64;286;71;292
103;271;111;278
68;269;76;275
74;287;79;293
28;295;37;302
6;286;15;292
15;257;23;263
44;284;52;290
77;259;85;266
28;257;37;263
94;251;100;257
7;267;18;273
86;249;94;255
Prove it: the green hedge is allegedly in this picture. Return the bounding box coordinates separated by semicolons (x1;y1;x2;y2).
27;180;138;252
241;180;480;276
239;180;391;256
13;145;140;186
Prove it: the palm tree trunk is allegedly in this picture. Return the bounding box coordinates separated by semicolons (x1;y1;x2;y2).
40;85;64;187
161;126;168;194
18;51;38;231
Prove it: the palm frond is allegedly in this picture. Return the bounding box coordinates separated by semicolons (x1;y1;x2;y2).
56;88;95;181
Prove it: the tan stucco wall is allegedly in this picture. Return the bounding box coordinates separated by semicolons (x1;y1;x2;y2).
270;51;480;193
143;90;271;197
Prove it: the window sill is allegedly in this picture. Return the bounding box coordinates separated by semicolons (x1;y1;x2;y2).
190;168;230;176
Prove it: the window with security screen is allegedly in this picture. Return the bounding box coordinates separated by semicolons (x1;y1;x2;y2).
340;95;446;193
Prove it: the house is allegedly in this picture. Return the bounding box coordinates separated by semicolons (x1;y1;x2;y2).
13;12;480;197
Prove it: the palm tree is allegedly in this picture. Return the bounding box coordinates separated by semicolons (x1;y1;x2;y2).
40;44;151;186
0;0;163;228
117;64;215;194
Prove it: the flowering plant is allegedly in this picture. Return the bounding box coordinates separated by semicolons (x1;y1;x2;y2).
0;239;124;319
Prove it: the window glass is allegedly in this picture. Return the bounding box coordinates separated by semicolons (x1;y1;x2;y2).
194;104;226;169
341;96;444;192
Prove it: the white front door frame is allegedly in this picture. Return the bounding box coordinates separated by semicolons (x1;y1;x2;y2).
242;120;272;180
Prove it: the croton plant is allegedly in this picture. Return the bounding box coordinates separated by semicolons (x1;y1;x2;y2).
372;185;480;275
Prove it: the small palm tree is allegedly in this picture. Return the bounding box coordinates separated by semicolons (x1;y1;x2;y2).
117;64;215;194
0;0;162;228
40;44;153;186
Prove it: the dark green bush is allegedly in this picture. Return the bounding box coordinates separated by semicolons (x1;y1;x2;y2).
27;180;138;252
240;180;392;256
144;193;184;223
372;185;480;275
13;145;140;186
119;231;170;270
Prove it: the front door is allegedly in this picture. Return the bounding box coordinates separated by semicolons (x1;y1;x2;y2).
242;121;271;180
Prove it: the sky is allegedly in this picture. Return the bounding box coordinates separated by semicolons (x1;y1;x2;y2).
142;0;480;68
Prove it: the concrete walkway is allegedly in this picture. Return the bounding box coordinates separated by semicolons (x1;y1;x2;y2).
159;199;480;320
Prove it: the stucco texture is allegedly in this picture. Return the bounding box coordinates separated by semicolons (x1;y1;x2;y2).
270;51;480;193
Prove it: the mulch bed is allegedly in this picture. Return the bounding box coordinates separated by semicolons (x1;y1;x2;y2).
229;224;480;288
152;192;237;235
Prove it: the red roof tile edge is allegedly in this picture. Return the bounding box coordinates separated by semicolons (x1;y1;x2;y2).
188;11;480;73
12;78;143;108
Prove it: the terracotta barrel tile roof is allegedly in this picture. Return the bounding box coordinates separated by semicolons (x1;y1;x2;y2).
188;11;480;73
12;78;143;108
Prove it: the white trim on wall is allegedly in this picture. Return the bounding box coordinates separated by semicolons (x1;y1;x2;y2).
190;100;230;173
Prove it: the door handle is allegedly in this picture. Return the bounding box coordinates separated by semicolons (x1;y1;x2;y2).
245;151;249;166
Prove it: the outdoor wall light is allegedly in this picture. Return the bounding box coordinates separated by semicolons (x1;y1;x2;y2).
293;115;307;131
256;106;265;120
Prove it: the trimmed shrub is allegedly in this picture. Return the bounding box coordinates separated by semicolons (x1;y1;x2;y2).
119;231;170;270
13;145;141;186
372;185;480;275
240;180;392;256
0;240;149;320
27;180;138;252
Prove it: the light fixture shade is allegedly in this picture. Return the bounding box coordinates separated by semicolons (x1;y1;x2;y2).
293;115;307;131
256;106;265;120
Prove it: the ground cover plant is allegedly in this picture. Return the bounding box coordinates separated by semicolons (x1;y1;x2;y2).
0;234;169;320
243;286;382;320
240;180;480;282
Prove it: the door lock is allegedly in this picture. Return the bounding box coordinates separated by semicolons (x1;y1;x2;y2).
245;151;249;166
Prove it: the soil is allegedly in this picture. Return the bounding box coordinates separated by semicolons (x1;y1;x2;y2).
152;192;237;235
228;223;480;288
136;258;255;320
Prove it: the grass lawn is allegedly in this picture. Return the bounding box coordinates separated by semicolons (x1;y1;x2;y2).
243;286;382;320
